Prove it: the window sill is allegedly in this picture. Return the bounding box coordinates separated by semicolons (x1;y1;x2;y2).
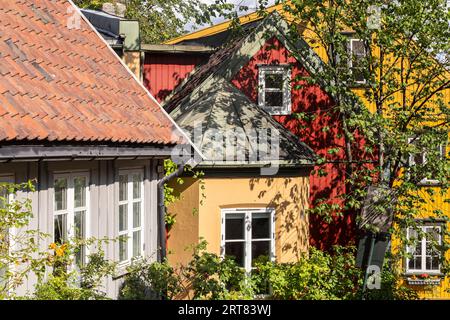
114;256;144;279
406;278;442;286
404;272;443;286
417;180;442;187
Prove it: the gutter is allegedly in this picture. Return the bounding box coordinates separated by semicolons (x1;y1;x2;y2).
141;43;215;54
156;164;185;262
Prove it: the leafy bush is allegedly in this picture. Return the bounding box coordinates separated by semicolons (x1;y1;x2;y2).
119;258;182;300
32;241;116;300
183;240;254;300
251;246;362;300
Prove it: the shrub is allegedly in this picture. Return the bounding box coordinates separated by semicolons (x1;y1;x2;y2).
32;241;116;300
251;246;362;300
119;259;182;300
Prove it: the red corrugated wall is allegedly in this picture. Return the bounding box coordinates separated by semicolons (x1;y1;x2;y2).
143;53;209;102
231;37;374;249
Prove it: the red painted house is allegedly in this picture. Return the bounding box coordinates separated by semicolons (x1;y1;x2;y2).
143;12;374;250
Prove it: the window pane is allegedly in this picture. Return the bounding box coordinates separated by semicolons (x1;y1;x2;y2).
427;227;440;241
351;40;366;56
351;40;366;83
119;204;127;232
119;175;127;201
225;242;245;267
74;210;85;240
132;174;141;199
133;202;141;228
431;256;440;270
0;184;8;209
409;256;421;270
119;235;128;262
54;178;67;211
265;73;283;89
54;214;67;244
74;176;86;208
265;91;283;107
252;212;271;239
133;231;141;257
252;241;271;266
74;210;86;267
414;153;425;165
225;214;245;240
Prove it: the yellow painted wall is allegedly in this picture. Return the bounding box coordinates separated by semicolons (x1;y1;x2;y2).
166;178;200;267
400;187;450;299
167;174;310;267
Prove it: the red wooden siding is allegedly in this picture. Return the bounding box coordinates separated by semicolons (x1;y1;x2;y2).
231;37;374;249
143;53;208;102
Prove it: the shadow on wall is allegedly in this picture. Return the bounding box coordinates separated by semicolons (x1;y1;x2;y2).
249;176;310;262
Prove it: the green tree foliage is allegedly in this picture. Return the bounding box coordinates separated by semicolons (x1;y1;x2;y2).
32;241;116;300
73;0;237;43
0;181;47;298
1;181;116;299
251;246;363;299
268;0;450;279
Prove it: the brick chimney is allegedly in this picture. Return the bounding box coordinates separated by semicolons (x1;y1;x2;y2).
102;2;126;18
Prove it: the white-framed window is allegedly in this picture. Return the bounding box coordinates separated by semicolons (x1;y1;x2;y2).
53;172;90;267
348;38;367;84
406;224;442;274
118;169;144;264
408;137;446;184
221;208;275;272
258;65;291;115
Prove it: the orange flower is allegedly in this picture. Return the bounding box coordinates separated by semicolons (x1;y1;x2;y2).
49;243;57;250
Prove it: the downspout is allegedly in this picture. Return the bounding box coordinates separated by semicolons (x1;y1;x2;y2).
157;164;185;262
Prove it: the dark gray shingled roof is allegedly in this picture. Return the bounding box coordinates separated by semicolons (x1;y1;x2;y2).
170;77;316;167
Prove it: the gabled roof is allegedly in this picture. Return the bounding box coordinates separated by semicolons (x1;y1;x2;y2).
171;78;316;166
0;0;184;145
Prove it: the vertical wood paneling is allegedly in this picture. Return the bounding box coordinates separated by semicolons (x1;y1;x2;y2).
143;52;209;102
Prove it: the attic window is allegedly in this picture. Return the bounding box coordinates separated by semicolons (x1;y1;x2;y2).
258;65;291;115
348;39;367;84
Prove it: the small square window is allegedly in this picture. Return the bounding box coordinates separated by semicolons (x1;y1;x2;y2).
222;209;275;272
258;65;291;115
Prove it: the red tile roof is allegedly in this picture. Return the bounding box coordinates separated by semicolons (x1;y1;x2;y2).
0;0;183;145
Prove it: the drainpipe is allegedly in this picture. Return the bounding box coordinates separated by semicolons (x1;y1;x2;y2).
157;164;185;262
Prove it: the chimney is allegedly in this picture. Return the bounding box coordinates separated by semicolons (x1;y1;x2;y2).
102;2;126;18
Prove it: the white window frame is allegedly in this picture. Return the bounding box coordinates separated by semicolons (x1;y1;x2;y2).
221;207;275;272
406;224;442;275
53;171;90;266
408;137;446;184
258;65;291;115
117;169;144;265
348;38;367;85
